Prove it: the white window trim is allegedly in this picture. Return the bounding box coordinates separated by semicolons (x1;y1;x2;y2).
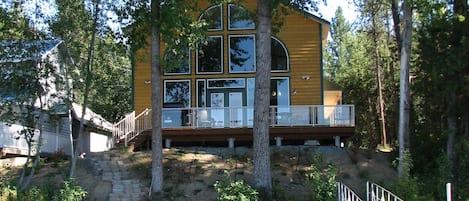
198;4;223;32
163;79;191;108
228;4;255;31
163;48;191;75
207;78;246;89
271;36;290;72
228;34;256;74
196;35;224;74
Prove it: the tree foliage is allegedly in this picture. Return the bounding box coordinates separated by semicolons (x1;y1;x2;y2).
326;0;468;199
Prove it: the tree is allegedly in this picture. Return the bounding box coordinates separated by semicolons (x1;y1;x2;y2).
0;2;65;190
325;6;352;79
253;0;273;197
253;1;325;197
0;5;34;39
149;0;164;193
118;0;209;195
397;0;412;178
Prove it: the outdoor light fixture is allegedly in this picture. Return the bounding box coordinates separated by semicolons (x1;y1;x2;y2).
144;80;151;84
301;75;311;80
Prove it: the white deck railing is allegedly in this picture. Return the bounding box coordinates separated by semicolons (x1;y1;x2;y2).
366;181;403;201
112;111;135;146
112;105;355;145
338;182;363;201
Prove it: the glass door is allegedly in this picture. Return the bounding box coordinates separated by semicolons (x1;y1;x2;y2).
210;93;225;127
229;92;243;127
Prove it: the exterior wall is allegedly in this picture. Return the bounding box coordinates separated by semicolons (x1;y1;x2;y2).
1;112;113;157
133;1;328;114
0;115;72;156
77;130;113;154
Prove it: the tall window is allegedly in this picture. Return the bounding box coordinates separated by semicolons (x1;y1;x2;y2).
229;35;255;73
271;37;289;72
196;79;206;107
228;4;255;30
199;5;222;31
270;77;290;106
197;36;223;74
164;47;190;75
164;80;191;108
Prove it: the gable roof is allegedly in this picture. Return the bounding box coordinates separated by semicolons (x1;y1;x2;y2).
71;103;113;132
0;39;62;63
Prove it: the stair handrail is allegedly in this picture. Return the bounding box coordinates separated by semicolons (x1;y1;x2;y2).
112;111;135;145
338;182;363;201
366;181;403;201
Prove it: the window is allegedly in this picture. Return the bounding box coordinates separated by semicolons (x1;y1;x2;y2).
271;37;289;72
197;36;223;74
229;35;255;73
270;77;290;106
196;79;206;107
207;78;245;89
199;5;222;31
164;80;191;108
164;47;190;75
228;4;255;30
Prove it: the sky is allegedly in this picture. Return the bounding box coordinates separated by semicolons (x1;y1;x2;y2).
1;0;359;36
316;0;359;22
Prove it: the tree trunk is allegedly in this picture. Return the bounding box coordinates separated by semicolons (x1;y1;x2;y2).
371;3;388;149
150;0;163;194
397;0;412;178
389;0;401;53
253;0;272;197
69;0;99;179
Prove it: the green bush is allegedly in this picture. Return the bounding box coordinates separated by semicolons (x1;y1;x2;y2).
52;179;87;201
214;172;259;201
0;186;48;201
305;152;337;201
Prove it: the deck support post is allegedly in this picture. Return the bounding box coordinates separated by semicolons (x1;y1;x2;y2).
228;138;235;148
334;136;341;147
275;137;283;147
165;139;172;148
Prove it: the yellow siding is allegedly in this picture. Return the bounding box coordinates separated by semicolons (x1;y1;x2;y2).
278;11;323;105
133;1;328;113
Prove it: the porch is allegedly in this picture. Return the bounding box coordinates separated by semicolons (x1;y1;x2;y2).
112;105;355;147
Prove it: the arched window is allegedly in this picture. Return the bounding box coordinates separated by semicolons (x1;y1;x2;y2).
198;5;223;31
228;4;255;30
271;37;289;72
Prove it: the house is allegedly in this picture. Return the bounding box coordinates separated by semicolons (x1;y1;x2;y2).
113;1;355;148
0;40;112;158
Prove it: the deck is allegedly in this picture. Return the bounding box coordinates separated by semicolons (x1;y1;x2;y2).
113;105;355;146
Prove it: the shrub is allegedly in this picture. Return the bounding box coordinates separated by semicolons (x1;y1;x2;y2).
305;152;337;201
214;171;259;201
52;179;87;201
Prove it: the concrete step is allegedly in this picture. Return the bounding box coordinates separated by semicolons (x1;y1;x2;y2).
86;150;147;201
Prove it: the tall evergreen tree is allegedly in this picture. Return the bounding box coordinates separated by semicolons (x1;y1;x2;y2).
253;0;273;197
118;0;209;195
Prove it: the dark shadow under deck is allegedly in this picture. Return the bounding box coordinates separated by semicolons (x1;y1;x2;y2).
131;126;354;145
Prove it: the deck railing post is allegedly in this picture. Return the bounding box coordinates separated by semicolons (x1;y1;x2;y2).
446;183;452;201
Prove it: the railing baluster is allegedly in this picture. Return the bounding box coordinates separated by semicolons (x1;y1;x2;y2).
366;181;403;201
338;182;363;201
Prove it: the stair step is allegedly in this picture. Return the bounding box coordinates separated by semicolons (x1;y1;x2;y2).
86;150;146;201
